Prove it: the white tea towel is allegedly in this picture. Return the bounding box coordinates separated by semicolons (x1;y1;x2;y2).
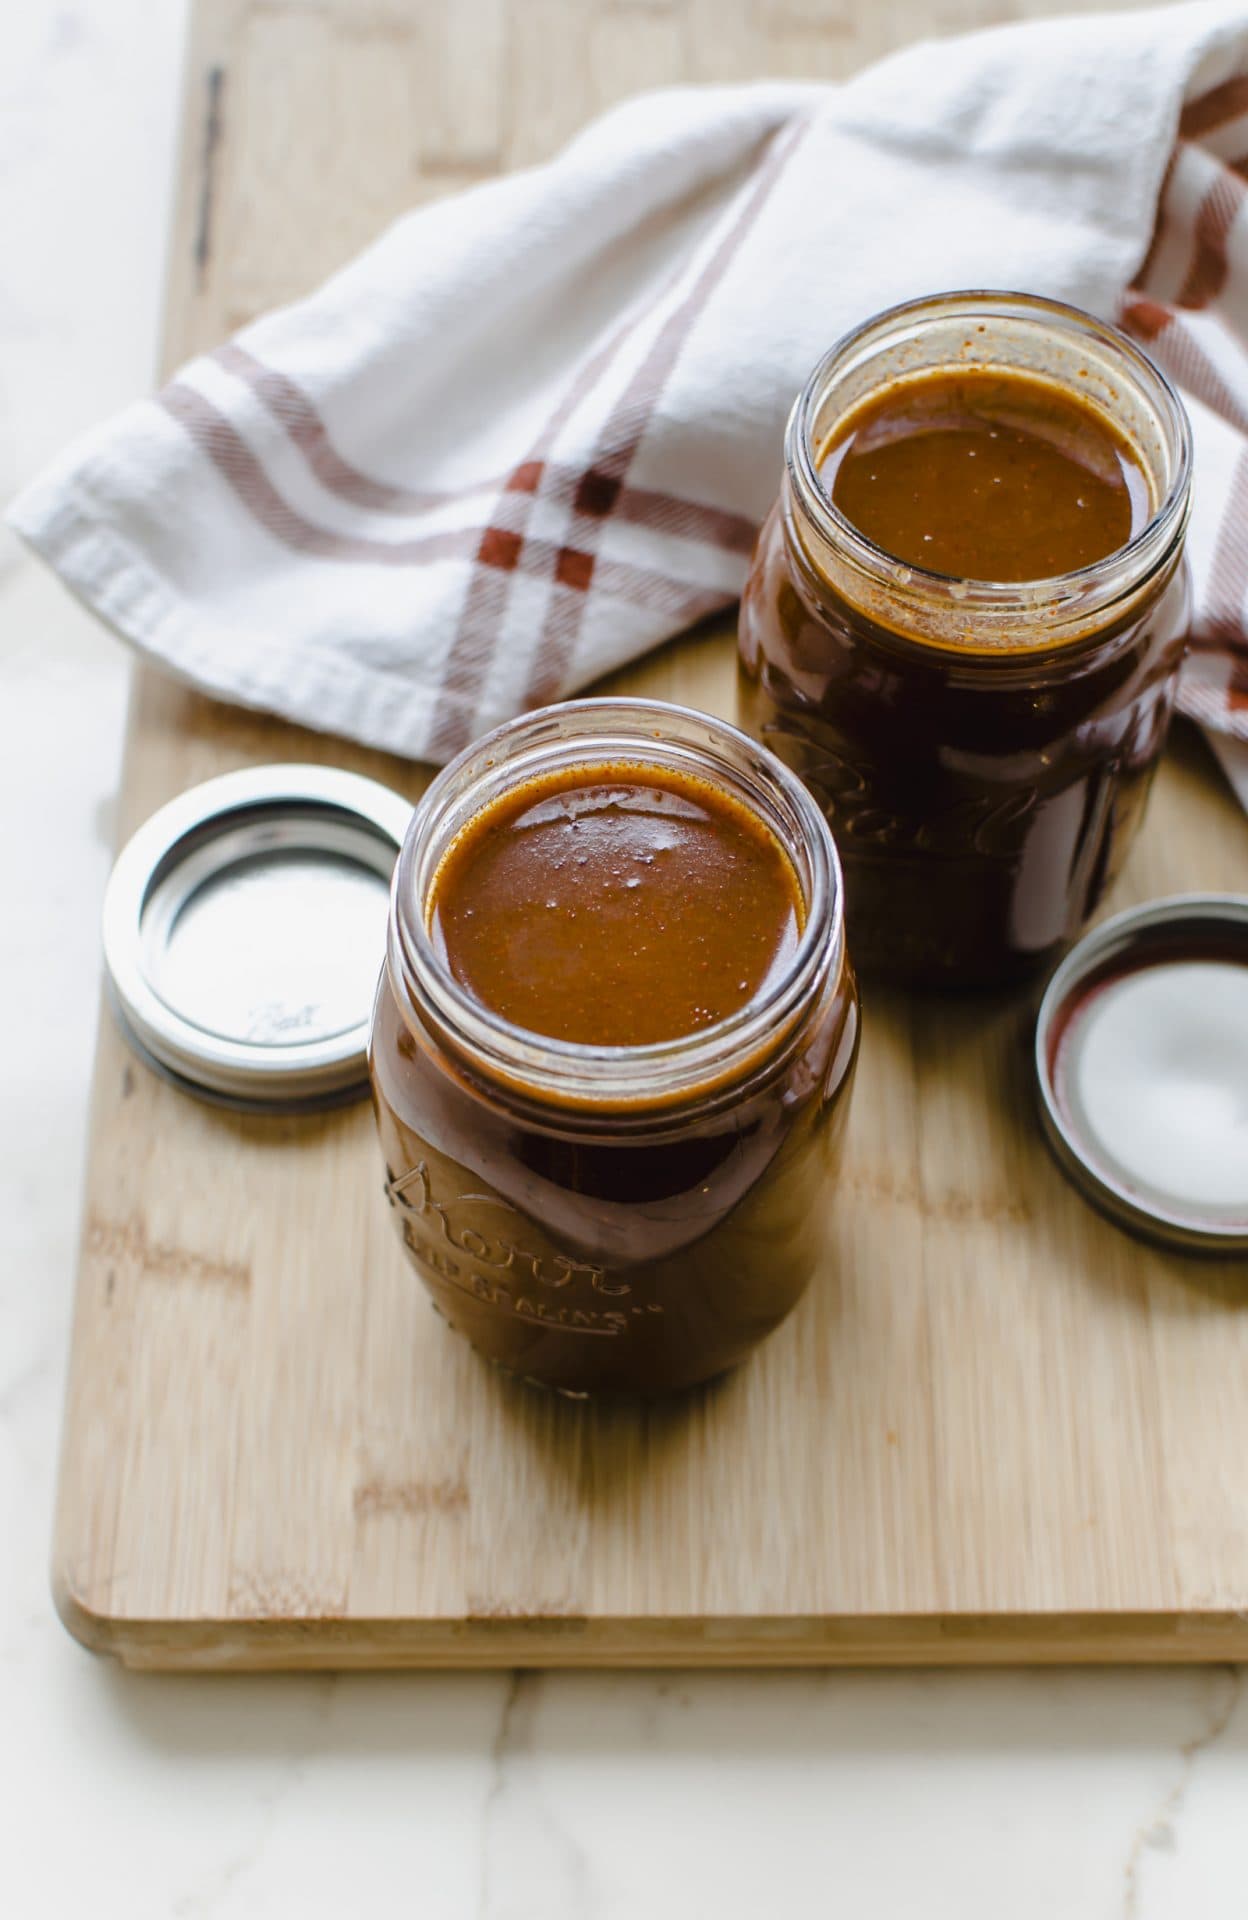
10;2;1248;776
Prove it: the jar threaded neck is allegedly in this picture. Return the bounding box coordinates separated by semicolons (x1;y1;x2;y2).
785;290;1192;656
388;699;844;1117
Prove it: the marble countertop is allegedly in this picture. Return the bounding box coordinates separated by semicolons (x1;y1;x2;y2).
2;6;1245;1915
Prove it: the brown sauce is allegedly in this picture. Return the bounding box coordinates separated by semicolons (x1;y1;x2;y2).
372;740;859;1394
428;763;804;1047
738;362;1188;984
822;368;1149;583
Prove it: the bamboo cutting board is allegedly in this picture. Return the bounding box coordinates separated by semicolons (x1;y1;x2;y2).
56;0;1248;1669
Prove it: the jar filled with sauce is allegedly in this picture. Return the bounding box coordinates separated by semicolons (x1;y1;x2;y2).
369;699;859;1394
739;292;1193;986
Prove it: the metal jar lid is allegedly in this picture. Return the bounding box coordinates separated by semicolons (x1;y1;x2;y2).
103;764;412;1112
1035;894;1248;1255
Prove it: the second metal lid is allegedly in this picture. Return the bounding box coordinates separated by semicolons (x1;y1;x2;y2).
103;764;413;1112
1035;894;1248;1255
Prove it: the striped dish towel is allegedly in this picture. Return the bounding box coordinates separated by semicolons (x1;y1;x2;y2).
9;2;1248;806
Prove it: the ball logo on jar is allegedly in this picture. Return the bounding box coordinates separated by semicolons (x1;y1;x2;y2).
384;1160;661;1338
760;710;1039;858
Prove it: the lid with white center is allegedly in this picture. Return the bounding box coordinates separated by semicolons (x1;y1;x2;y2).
102;764;412;1112
1035;894;1248;1254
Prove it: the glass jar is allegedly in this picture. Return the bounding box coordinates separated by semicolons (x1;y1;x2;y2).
369;699;859;1395
738;291;1193;986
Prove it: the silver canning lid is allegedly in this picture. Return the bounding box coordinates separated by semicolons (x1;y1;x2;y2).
1035;894;1248;1255
103;764;412;1112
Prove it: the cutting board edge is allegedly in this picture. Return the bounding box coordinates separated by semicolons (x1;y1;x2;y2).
50;0;1248;1677
52;1570;1248;1672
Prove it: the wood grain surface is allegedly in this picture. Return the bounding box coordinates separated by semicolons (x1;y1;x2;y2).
55;0;1248;1669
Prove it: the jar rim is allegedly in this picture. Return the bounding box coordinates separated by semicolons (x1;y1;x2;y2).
786;289;1193;649
386;698;844;1113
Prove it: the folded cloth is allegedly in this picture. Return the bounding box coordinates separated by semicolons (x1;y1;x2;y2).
10;2;1248;786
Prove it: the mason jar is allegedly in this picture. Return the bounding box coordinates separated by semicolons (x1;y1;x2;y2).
369;699;859;1395
739;291;1193;986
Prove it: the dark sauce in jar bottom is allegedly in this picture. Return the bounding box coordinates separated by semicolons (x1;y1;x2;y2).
738;578;1187;987
371;729;859;1394
371;980;857;1394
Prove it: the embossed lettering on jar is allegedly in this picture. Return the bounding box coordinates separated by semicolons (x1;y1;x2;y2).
738;293;1193;985
369;700;859;1395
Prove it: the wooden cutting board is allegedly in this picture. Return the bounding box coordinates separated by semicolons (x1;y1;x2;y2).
56;0;1248;1669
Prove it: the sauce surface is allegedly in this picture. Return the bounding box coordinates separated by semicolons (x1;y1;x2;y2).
429;763;804;1047
822;368;1149;582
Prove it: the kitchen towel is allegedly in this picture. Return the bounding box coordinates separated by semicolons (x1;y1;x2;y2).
9;1;1248;791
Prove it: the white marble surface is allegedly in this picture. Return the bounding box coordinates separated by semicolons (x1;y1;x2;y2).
2;6;1247;1916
